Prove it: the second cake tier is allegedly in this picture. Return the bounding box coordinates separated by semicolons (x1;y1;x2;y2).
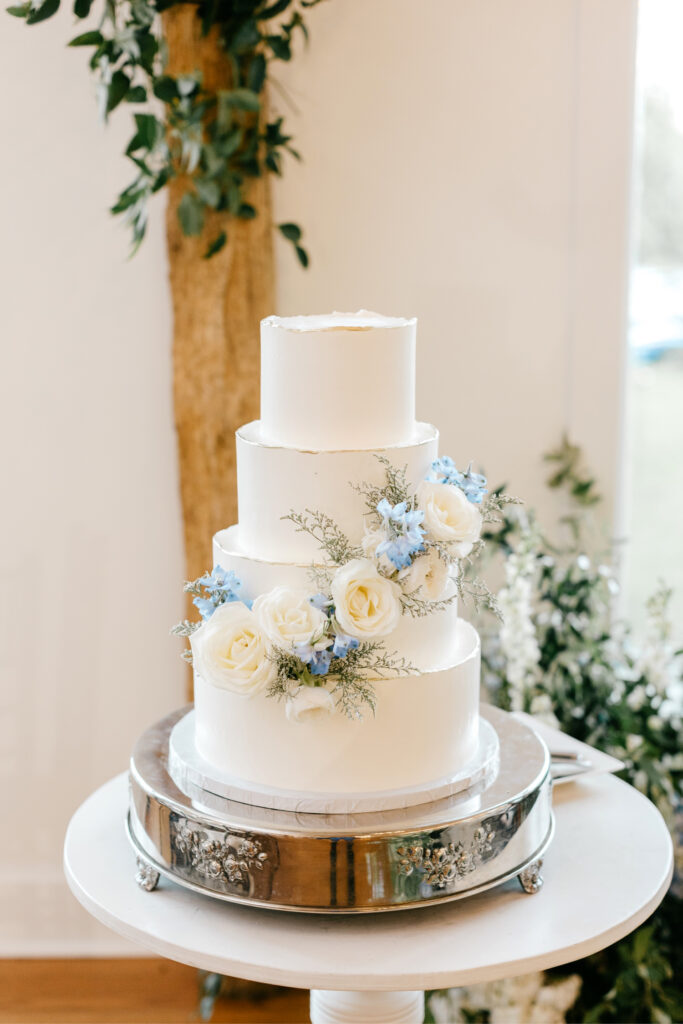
236;421;439;562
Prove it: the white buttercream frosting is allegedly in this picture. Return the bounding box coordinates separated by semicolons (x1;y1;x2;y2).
236;421;438;561
260;310;417;449
188;308;484;802
193;619;481;795
261;310;415;331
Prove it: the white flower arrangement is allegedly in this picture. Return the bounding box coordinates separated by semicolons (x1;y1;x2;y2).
330;558;402;639
190;601;276;697
252;586;328;650
428;972;582;1024
173;454;515;721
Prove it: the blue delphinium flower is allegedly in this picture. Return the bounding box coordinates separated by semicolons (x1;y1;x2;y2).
197;566;243;598
309;649;334;675
332;631;360;659
377;498;408;523
459;464;488;504
193;566;245;619
427;455;459;484
428;457;488;504
375;499;426;569
294;640;334;676
193;596;218;621
309;592;333;614
376;534;417;570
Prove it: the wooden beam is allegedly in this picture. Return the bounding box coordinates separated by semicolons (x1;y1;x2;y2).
163;8;275;695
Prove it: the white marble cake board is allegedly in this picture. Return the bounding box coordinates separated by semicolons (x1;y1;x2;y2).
168;709;500;814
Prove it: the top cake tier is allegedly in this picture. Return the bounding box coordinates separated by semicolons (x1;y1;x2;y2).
260;311;417;450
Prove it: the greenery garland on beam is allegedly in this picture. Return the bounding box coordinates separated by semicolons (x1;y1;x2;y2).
7;0;322;263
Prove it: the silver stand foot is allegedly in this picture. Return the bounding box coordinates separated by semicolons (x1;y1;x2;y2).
310;990;424;1024
135;856;160;891
518;858;544;894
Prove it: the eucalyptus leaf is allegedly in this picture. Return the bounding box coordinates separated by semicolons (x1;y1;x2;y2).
224;87;260;112
219;128;243;157
106;70;130;114
260;0;291;18
6;3;29;14
226;181;243;214
134;112;159;148
152;167;171;193
278;222;301;242
195;178;220;208
138;31;157;73
73;0;92;17
265;151;281;174
199;0;217;36
204;231;227;258
126;85;147;103
111;189;140;214
229;17;260;52
247;53;266;93
177;191;205;236
153;75;177;102
25;0;59;24
267;33;291;60
238;156;261;177
295;244;309;268
68;29;102;45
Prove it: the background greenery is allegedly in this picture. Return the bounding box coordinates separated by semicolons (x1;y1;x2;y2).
461;440;682;1024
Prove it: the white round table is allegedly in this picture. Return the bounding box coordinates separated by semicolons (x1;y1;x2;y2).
64;771;673;1024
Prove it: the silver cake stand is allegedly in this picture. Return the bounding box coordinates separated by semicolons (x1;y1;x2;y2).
127;704;553;913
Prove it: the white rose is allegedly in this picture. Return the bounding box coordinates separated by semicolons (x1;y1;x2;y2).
286;685;336;724
253;586;327;650
417;480;482;556
398;548;450;601
190;601;276;696
331;558;402;639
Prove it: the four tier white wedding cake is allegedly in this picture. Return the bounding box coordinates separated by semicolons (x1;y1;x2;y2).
174;311;494;811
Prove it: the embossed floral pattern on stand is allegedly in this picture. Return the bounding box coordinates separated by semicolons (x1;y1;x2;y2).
170;816;270;893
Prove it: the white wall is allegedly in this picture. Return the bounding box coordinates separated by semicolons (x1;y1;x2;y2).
0;0;636;954
273;0;637;531
0;14;185;953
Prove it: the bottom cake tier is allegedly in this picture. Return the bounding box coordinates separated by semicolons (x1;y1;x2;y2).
192;619;481;802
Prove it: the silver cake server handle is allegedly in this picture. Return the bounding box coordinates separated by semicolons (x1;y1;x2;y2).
550;750;593;781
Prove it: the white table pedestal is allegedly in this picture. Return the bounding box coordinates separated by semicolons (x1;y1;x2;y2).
64;772;673;1024
310;990;424;1024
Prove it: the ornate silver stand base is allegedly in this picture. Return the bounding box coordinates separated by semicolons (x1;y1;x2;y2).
128;704;553;913
518;859;544;894
134;857;160;892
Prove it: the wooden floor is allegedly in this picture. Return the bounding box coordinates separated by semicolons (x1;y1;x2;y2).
0;960;310;1024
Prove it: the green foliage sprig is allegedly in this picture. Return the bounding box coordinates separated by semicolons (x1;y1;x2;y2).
281;509;362;565
8;0;322;261
268;642;415;719
351;455;413;514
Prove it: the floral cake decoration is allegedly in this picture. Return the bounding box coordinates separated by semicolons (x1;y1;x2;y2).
172;456;516;721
